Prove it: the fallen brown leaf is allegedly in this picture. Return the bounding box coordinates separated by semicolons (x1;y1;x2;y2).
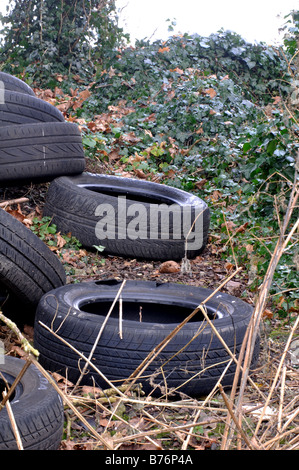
203;88;217;98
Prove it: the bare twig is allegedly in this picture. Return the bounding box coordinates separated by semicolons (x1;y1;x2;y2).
2;391;23;450
38;320;127;398
30;357;114;450
0;358;32;411
0;197;29;208
123;267;242;393
73;279;126;390
0;311;39;358
219;384;260;450
221;164;299;449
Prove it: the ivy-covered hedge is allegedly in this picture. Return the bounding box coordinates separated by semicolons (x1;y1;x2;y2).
0;0;129;84
76;28;298;316
0;7;298;317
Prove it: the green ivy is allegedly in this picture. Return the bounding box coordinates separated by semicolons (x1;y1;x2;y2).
0;0;129;85
77;24;298;317
1;8;297;317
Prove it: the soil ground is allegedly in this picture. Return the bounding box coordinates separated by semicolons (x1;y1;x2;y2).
0;160;298;450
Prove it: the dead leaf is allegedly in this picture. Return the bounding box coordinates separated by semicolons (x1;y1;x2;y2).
221;220;236;231
108;149;121;161
98;417;113;428
22;218;33;228
78;89;91;103
158;46;170;53
60;440;95;451
166;168;176;179
195;179;207;190
245;244;254;253
5;207;26;222
121;132;141;144
226;280;242;294
203;88;217;98
56;232;67;249
235;222;249;233
52;372;74;387
144;114;156;123
133;168;147;178
224;262;234;272
9;345;27;358
210;190;222;202
23;325;34;341
262;309;273;319
128;153;144;164
170;67;184;74
195;126;204;135
81;385;103;397
108;66;116;77
72;88;91;111
166;89;176;101
56;101;72;113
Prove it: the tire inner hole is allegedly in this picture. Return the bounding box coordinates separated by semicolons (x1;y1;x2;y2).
81;185;174;205
80;300;222;324
0;377;16;402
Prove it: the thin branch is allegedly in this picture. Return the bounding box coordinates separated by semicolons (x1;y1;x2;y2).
73;279;126;390
123;267;242;393
0;197;29;208
30;357;114;450
2;391;23;450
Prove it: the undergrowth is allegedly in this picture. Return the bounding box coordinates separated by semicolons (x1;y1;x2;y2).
0;8;298;452
68;26;298;320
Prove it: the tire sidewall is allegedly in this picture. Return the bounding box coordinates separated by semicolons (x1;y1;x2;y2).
0;357;55;412
44;173;210;259
36;280;254;351
0;356;64;449
48;173;206;210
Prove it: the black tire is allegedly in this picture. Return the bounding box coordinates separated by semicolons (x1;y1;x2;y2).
0;71;35;96
0;122;86;184
43;173;210;260
34;280;259;397
0;356;64;450
0;208;66;307
0;90;64;127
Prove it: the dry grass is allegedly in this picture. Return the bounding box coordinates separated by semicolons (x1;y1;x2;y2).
0;167;298;451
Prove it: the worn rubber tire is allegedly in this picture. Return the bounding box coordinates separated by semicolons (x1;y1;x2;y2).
0;90;64;127
0;208;66;307
34;280;259;397
43;173;210;260
0;71;35;96
0;356;64;450
0;122;86;184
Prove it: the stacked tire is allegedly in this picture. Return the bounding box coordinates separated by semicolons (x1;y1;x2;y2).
0;73;73;310
0;73;69;450
0;72;85;185
0;356;64;450
0;73;259;448
34;280;260;397
43;172;210;260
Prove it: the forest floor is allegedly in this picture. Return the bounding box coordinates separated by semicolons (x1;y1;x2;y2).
0;156;298;451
